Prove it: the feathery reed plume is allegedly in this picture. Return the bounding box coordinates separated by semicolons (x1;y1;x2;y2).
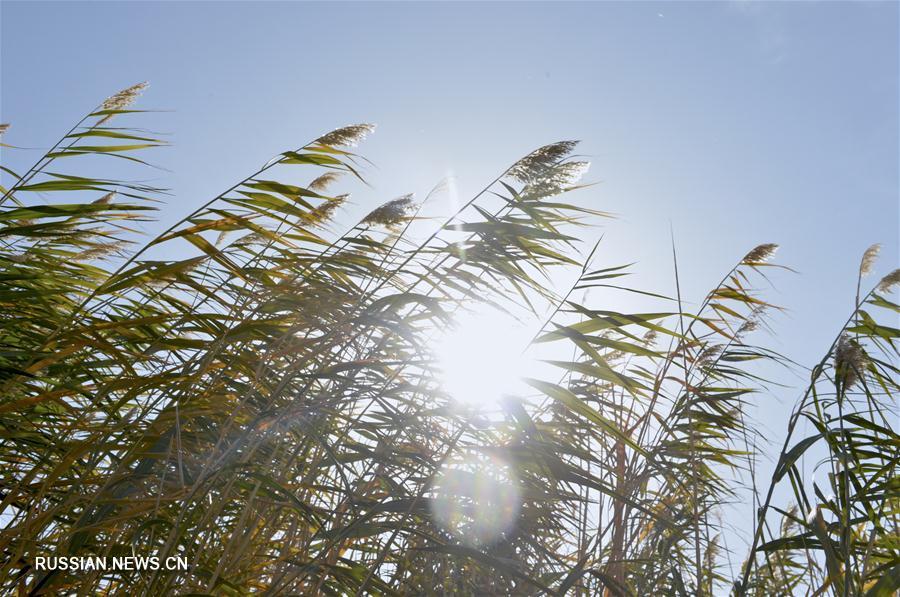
234;232;265;247
309;172;342;192
742;243;778;264
101;82;148;111
736;305;767;339
834;334;865;390
97;82;148;125
736;318;759;338
308;194;350;228
527;160;591;195
507;140;579;182
362;194;416;230
876;268;900;293
557;160;591;187
0;123;9;138
804;504;820;525
314;123;376;147
782;505;799;535
699;344;723;366
93;192;116;205
76;240;128;261
858;243;880;276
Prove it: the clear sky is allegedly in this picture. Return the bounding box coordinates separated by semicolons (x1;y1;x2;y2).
2;0;898;558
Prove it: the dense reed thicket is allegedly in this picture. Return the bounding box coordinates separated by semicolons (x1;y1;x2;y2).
0;86;897;596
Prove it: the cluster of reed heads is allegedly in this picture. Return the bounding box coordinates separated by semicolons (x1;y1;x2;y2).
0;84;896;595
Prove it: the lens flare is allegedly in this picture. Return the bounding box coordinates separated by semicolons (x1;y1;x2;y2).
430;454;520;547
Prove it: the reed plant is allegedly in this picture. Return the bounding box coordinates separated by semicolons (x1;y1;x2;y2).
0;85;896;595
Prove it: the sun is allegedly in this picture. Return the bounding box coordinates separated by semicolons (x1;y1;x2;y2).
433;306;535;409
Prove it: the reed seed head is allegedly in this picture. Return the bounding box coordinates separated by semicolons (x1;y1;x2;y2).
742;243;778;264
309;172;342;192
876;269;900;293
737;305;767;339
315;123;376;147
508;140;579;183
834;333;865;390
309;194;350;228
699;344;723;365
93;191;116;205
363;194;416;230
76;241;127;261
101;82;148;111
859;243;881;277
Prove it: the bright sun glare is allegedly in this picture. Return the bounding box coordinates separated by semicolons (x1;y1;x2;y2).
434;307;535;409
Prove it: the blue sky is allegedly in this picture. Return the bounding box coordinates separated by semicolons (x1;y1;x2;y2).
2;0;898;555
